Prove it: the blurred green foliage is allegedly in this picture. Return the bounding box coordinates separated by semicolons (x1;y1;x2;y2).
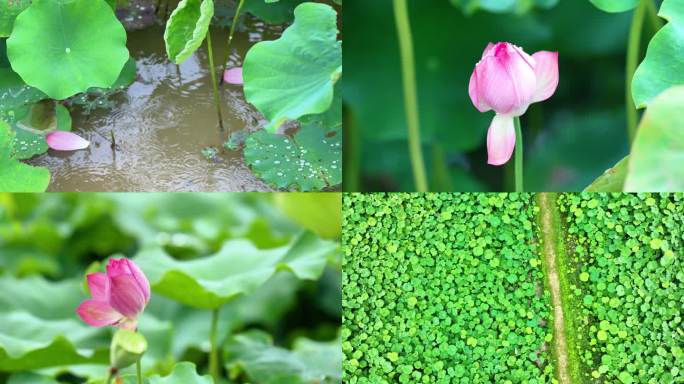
0;193;341;384
343;0;637;191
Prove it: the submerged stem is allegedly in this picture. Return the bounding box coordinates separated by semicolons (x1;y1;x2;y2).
206;30;226;133
220;0;246;86
626;0;647;143
392;0;428;192
514;116;523;193
136;360;142;384
209;308;220;382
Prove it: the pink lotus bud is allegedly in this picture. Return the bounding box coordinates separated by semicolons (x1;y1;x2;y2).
76;258;150;330
46;131;90;151
468;42;559;166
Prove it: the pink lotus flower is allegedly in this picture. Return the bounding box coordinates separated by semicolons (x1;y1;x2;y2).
469;42;559;165
46;131;90;151
76;258;150;330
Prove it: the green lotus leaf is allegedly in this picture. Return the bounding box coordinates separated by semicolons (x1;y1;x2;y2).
134;231;337;309
243;2;341;132
225;330;342;384
584;156;629;192
0;120;50;192
0;0;30;37
298;87;342;131
243;126;342;191
146;273;300;357
632;0;684;107
164;0;214;64
8;372;60;384
0;276;109;370
624;85;684;191
6;0;129;100
0;67;47;123
588;0;638;12
148;362;212;384
90;57;138;93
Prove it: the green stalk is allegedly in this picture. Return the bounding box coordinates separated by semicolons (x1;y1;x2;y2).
431;143;452;191
343;106;361;191
220;0;246;86
392;0;428;192
209;308;220;382
206;30;226;133
136;360;142;384
626;0;647;143
514;116;523;192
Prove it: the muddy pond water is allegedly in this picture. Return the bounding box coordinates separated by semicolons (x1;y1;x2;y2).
30;21;280;191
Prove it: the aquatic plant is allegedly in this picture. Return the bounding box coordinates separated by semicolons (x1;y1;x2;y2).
243;3;341;133
590;0;684;191
468;42;559;190
0;193;342;383
344;0;684;192
0;0;133;192
76;258;150;383
0;120;50;192
557;193;684;382
343;193;554;382
77;258;151;331
164;0;225;132
241;2;342;191
7;0;129;100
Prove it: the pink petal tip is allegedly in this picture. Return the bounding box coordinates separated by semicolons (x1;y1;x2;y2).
487;114;517;166
76;299;122;327
531;51;559;103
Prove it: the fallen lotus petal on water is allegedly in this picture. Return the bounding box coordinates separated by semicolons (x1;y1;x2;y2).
46;131;90;151
223;67;243;85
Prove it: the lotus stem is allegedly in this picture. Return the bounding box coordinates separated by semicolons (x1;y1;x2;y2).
220;0;246;86
205;30;226;133
209;308;220;382
626;0;647;143
392;0;428;192
514;116;523;192
343;106;360;191
136;360;142;384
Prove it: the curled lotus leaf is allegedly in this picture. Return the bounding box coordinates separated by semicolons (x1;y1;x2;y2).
164;0;214;64
243;3;342;133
